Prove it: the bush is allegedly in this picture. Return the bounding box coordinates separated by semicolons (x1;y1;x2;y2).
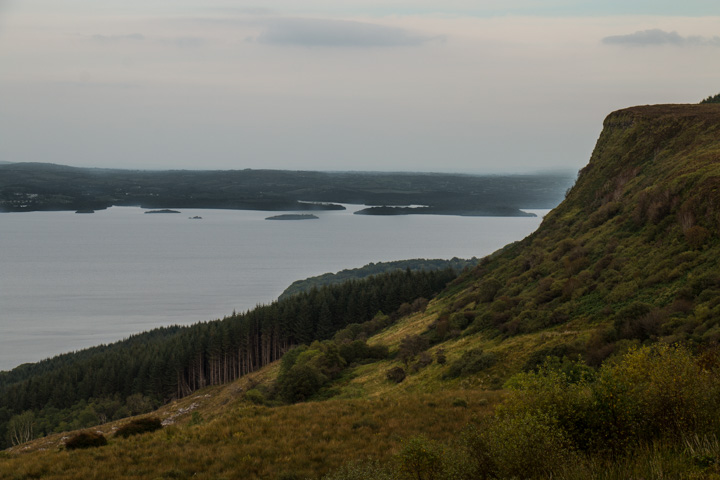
483;412;577;478
398;335;429;365
386;367;406;383
115;417;162;438
396;436;444;480
411;352;433;373
244;389;266;405
65;431;107;450
445;348;498;378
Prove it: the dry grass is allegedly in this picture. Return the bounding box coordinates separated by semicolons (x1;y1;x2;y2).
0;384;499;480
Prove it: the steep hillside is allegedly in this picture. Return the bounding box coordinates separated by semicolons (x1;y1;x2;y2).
430;104;720;367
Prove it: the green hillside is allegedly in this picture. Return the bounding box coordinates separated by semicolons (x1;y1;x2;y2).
3;103;720;479
435;104;720;367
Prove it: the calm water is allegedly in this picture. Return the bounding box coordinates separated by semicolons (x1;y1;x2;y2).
0;205;548;371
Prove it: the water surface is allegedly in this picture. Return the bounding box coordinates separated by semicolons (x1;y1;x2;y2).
0;206;548;370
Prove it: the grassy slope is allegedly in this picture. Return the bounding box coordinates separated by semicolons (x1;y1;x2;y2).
3;104;720;478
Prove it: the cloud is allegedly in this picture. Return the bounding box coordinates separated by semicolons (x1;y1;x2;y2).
87;34;205;49
168;36;206;48
602;29;720;46
255;18;443;47
90;33;146;43
207;7;275;16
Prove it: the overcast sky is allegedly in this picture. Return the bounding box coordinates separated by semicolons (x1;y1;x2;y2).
1;1;719;173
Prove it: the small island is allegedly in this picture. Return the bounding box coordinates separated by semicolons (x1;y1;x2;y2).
75;209;95;214
354;206;536;217
144;209;180;214
265;214;319;221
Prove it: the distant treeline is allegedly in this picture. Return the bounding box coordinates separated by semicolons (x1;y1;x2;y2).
279;258;479;300
0;268;457;448
0;163;574;215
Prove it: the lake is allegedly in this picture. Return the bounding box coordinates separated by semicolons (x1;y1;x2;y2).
0;205;548;371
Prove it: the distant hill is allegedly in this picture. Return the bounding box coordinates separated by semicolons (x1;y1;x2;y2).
278;257;480;300
0;163;574;215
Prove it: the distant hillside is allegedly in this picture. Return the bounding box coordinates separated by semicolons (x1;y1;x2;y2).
278;257;480;300
0;164;574;215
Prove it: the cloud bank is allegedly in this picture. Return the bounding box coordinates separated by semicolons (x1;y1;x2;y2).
256;18;442;47
602;29;720;46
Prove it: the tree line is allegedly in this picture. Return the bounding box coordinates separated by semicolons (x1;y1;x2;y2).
0;267;458;448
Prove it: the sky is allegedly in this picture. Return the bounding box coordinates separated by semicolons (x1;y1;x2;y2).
0;1;719;173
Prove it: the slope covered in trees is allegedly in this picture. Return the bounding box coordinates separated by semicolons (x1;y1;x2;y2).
0;268;456;449
279;258;478;300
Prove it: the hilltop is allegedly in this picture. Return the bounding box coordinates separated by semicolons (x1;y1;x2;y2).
2;104;720;479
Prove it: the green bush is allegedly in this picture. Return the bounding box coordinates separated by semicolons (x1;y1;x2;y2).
395;436;444;480
115;417;162;438
503;344;720;454
65;431;107;450
444;348;497;378
484;412;577;479
244;389;266;405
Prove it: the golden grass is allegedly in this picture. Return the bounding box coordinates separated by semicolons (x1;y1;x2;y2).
0;385;500;480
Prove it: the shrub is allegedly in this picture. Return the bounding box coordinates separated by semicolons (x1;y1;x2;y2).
65;431;107;450
395;436;444;480
244;389;266;405
686;225;710;249
484;412;577;478
435;348;447;365
411;352;433;372
277;363;328;403
398;335;430;364
386;367;406;383
445;348;498;378
115;417;162;438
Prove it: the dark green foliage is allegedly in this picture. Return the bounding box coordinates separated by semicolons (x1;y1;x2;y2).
338;340;389;365
386;367;406;383
397;335;430;366
280;259;479;300
275;337;390;403
115;417;162;438
445;348;498;378
64;431;107;450
503;344;720;453
700;92;720;104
